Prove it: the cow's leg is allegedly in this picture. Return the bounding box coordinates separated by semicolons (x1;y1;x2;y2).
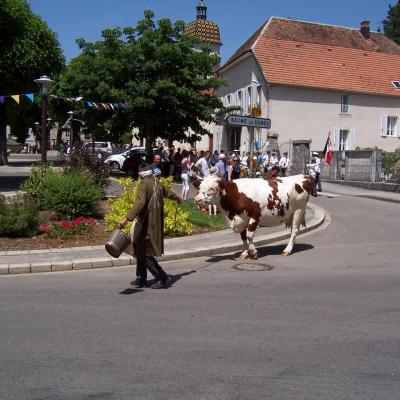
283;209;303;256
247;218;259;260
239;229;249;259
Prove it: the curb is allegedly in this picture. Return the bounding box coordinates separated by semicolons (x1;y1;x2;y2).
0;204;325;275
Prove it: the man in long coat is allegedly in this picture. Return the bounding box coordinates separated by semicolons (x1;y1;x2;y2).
118;164;181;289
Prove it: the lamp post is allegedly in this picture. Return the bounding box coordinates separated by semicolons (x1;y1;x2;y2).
67;110;74;145
34;75;54;163
46;117;52;150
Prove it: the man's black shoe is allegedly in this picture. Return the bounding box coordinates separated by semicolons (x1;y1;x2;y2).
150;276;172;289
130;278;148;288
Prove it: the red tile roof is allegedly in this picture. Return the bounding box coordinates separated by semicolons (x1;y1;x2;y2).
221;17;400;97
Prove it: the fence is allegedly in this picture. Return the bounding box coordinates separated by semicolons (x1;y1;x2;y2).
321;150;385;182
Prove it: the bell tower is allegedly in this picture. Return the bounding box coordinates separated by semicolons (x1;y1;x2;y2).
196;1;207;20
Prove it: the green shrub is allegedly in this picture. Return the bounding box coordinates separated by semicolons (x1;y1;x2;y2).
105;177;193;236
0;194;39;237
41;172;102;219
21;163;56;198
62;149;110;191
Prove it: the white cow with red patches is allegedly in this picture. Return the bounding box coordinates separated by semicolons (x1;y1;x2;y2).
193;175;311;259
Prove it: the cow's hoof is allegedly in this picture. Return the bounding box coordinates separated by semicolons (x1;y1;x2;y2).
282;251;291;256
249;252;258;260
239;252;249;259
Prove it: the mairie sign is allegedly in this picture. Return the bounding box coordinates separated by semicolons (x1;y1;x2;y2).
226;114;271;129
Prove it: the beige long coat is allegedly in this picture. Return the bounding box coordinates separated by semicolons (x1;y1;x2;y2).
127;176;180;257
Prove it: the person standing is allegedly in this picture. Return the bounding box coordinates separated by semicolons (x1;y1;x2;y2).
180;150;193;200
312;152;322;192
215;154;227;179
194;150;211;178
306;157;318;197
118;164;182;289
279;151;291;176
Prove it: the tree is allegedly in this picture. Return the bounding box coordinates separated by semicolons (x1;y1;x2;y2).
0;0;64;164
58;10;224;153
382;1;400;44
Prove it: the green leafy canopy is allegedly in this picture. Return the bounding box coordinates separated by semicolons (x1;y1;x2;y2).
58;10;225;145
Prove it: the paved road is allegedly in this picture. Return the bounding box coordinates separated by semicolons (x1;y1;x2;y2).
1;190;400;399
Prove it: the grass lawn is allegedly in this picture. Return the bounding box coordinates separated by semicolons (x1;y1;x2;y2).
180;200;228;231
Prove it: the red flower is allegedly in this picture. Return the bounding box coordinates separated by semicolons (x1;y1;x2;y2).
86;217;97;226
39;222;51;233
51;214;61;221
61;221;74;229
74;216;85;225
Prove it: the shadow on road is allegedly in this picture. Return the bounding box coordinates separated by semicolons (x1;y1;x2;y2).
206;243;314;263
118;270;197;294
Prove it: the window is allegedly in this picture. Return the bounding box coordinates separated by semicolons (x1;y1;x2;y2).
247;87;252;113
334;129;356;151
237;90;243;112
381;116;398;136
341;95;349;113
256;86;261;108
391;81;400;89
226;94;231;106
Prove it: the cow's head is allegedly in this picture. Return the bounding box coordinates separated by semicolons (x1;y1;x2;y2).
193;175;221;209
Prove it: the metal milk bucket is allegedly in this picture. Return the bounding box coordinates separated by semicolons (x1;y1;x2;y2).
105;228;131;258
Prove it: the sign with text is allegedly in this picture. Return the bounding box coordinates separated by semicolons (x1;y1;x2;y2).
226;115;271;129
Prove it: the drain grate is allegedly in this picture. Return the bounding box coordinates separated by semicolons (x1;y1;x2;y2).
232;262;274;272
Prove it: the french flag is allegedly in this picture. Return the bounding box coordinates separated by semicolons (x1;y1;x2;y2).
323;135;333;166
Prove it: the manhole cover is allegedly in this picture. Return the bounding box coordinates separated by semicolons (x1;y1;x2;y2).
232;262;274;272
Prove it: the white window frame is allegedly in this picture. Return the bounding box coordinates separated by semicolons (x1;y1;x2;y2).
340;95;349;113
237;90;243;112
246;87;252;114
256;86;261;108
226;94;231;106
381;115;398;137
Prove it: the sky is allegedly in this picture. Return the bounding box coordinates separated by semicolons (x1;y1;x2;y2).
28;0;394;64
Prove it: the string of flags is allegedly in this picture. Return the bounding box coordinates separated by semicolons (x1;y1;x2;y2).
0;92;127;110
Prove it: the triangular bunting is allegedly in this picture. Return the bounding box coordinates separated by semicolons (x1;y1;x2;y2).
109;103;114;110
24;93;34;102
0;96;4;104
86;101;94;108
11;95;20;104
74;96;83;101
101;103;108;110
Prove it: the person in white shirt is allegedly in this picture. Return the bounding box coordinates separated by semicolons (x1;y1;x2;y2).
194;150;211;178
312;151;322;192
269;151;279;165
278;151;291;176
306;157;318;197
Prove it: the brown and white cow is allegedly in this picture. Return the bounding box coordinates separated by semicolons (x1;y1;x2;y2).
193;175;311;259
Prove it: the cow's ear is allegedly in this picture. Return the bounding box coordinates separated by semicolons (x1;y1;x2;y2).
192;179;201;190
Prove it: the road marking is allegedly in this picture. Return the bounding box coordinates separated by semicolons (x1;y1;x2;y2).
318;192;340;198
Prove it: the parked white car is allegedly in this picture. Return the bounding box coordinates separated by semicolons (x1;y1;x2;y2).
104;147;145;170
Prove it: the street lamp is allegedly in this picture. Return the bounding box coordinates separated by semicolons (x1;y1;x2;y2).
47;117;52;150
67;110;74;145
34;75;54;163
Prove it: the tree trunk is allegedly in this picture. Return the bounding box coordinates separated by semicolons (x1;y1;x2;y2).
0;117;8;166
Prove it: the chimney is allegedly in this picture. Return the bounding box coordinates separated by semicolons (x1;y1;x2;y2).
360;20;370;39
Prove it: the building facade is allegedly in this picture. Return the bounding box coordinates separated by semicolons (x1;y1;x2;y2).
214;17;400;155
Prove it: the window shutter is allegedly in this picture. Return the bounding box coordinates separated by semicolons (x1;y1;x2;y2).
381;116;387;136
333;129;341;151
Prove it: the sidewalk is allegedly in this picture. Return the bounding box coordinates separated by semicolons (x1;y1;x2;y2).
321;182;400;204
0;204;325;275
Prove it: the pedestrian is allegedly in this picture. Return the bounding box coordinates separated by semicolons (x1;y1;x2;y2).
306;157;318;197
215;154;227;179
180;150;193;200
118;163;182;289
312;151;322;192
210;150;219;166
269;151;279;165
150;153;162;176
279;151;291;176
227;157;241;180
194;150;211;178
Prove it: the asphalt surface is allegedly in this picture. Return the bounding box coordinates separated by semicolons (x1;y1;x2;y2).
0;191;400;399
